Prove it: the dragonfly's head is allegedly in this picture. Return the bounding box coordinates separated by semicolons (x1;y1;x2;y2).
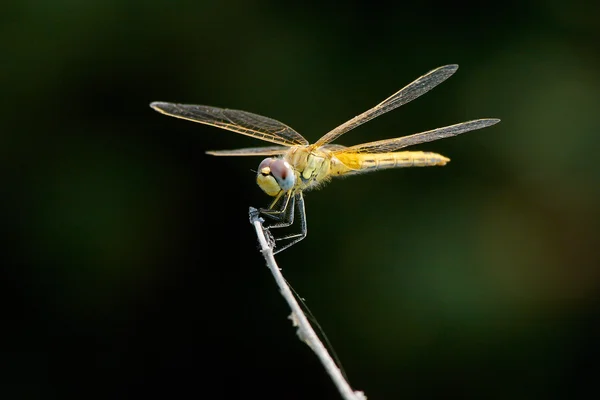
256;158;295;196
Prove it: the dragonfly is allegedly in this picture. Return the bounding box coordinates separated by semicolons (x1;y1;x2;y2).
151;64;500;254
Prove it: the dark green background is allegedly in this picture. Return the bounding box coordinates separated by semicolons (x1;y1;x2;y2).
3;1;599;398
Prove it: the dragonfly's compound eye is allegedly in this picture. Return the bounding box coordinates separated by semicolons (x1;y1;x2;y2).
256;158;295;196
269;159;295;191
257;158;273;174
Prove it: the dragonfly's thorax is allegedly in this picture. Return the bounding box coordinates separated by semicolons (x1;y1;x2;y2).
286;147;332;188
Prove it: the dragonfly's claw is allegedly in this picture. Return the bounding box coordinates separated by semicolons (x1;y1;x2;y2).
258;207;281;221
250;206;277;249
248;207;265;224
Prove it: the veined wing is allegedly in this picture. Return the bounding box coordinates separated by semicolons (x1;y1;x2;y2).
312;65;459;149
206;145;289;156
334;119;500;154
150;102;309;147
205;143;350;156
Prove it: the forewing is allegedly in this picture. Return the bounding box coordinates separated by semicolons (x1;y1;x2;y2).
150;102;309;147
206;145;289;156
335;119;500;154
312;65;459;148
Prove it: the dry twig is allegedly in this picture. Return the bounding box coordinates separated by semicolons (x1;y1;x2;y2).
249;207;366;400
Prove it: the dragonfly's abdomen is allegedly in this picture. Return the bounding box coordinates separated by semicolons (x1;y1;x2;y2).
333;151;450;176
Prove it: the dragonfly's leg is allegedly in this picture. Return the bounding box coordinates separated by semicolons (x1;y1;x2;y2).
260;191;296;229
248;206;263;224
273;192;307;254
249;206;276;247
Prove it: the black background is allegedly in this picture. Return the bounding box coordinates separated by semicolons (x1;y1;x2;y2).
3;1;600;399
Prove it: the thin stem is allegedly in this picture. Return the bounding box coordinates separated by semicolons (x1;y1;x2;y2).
249;207;366;400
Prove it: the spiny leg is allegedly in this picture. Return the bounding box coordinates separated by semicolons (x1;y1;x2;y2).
248;206;277;248
259;190;296;229
273;191;307;254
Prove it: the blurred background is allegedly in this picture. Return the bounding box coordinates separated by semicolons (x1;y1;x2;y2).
2;0;599;398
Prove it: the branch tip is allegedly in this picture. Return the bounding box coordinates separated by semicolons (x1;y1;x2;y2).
249;210;365;400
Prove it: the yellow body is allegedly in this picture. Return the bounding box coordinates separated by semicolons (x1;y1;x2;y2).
284;146;449;193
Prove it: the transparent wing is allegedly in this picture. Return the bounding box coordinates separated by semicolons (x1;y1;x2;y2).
312;65;459;148
205;144;348;157
150;102;309;147
321;144;348;151
206;145;289;156
333;119;500;154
